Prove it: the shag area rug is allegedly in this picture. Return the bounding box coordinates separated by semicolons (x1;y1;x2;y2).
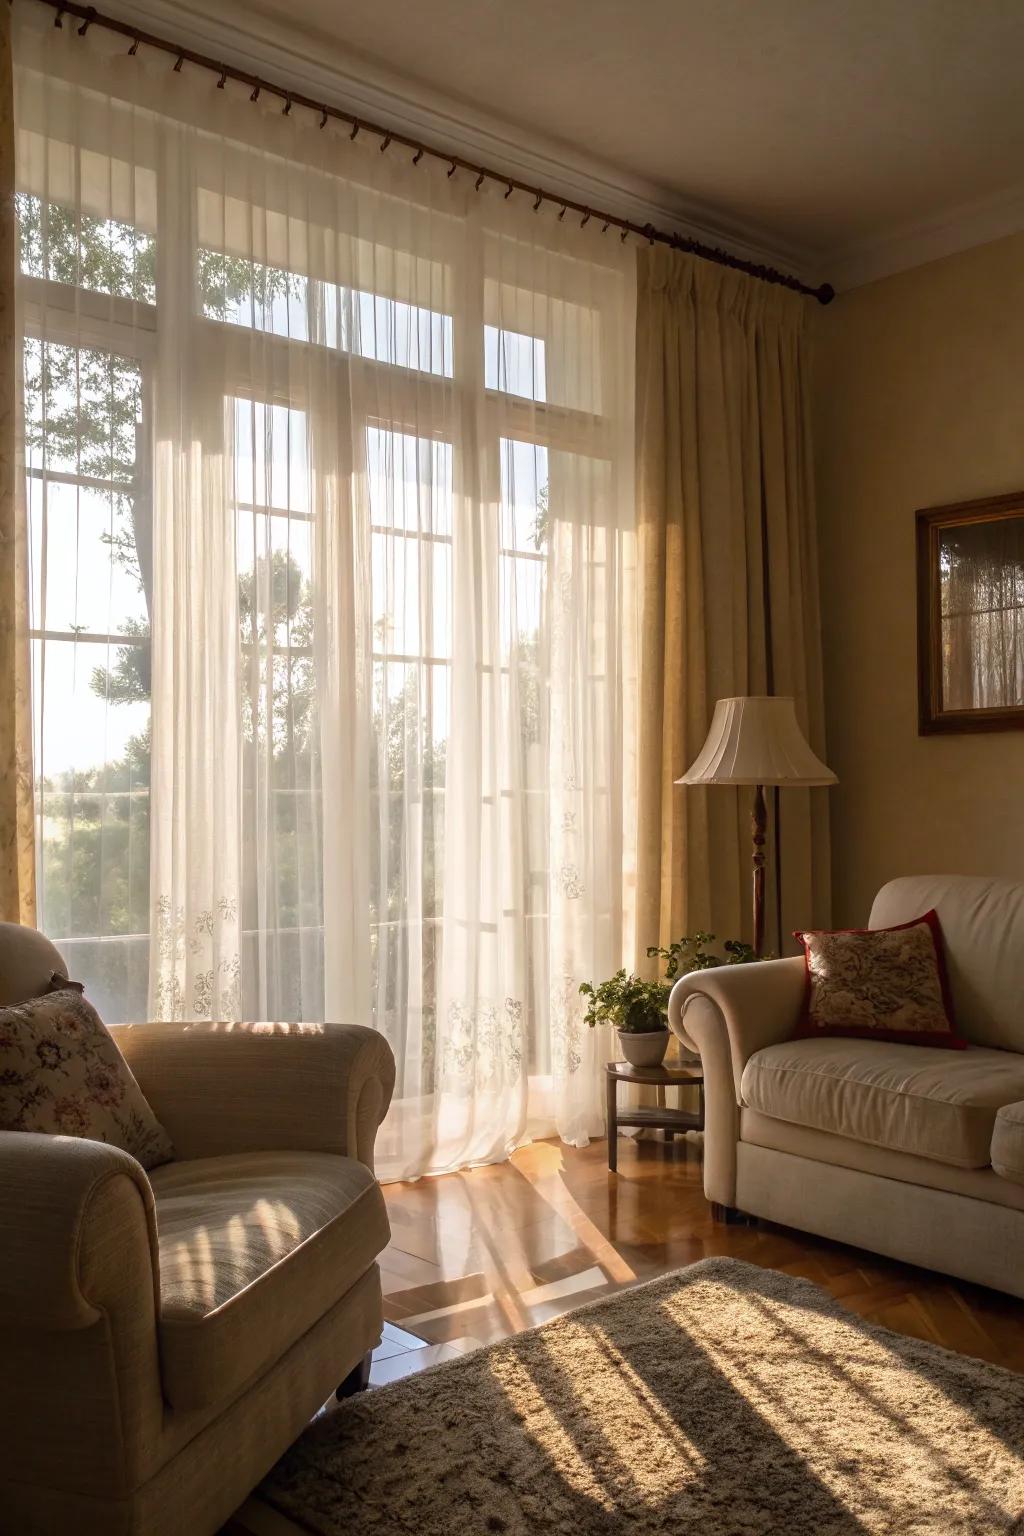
261;1257;1024;1535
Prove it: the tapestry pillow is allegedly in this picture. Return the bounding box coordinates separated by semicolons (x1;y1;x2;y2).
0;985;174;1168
794;910;965;1049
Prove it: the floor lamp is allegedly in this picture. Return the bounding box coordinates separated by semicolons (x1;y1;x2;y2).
677;696;837;957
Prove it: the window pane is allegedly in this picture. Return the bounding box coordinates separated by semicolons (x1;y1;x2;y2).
200;250;309;341
485;325;546;402
26;332;151;1013
500;438;549;553
29;481;149;637
17;192;156;304
367;427;452;535
371;532;450;660
233;398;309;513
24;338;143;483
33;637;150;994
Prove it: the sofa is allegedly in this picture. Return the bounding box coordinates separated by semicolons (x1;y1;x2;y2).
668;874;1024;1300
0;924;396;1536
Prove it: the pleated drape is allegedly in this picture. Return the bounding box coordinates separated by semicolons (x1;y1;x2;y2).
635;246;830;956
0;3;34;924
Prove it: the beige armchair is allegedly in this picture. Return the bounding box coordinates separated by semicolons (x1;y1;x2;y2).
0;925;396;1536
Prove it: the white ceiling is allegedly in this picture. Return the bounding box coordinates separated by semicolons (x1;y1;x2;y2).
123;0;1024;289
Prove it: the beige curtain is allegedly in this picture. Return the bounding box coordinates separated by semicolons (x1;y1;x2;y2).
0;4;33;925
635;246;829;958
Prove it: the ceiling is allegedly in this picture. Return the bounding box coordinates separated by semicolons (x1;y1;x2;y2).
135;0;1024;287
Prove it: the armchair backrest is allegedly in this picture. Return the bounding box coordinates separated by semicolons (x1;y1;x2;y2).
869;875;1024;1053
0;922;68;1006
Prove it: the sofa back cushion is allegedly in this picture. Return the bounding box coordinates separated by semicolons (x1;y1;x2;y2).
870;876;1024;1052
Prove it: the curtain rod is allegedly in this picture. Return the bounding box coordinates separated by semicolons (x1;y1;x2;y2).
31;0;835;305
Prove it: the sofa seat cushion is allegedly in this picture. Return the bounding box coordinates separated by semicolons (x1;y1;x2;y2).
740;1037;1024;1169
992;1102;1024;1186
150;1150;389;1409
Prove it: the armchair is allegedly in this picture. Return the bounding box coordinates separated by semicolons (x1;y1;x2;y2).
0;925;396;1536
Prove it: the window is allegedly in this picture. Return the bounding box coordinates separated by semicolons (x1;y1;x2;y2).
24;334;151;1020
17;117;628;1068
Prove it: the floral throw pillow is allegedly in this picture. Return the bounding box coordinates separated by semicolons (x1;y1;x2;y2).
794;910;965;1050
0;985;174;1168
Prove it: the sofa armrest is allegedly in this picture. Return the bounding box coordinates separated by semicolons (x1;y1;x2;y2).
667;957;805;1207
668;956;806;1096
0;1131;159;1330
117;1021;396;1169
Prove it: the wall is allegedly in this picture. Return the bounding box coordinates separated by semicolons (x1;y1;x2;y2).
815;231;1024;925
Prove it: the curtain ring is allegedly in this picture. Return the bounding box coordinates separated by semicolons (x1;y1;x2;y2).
173;54;184;72
532;192;542;211
412;148;424;165
282;96;293;116
580;210;591;227
77;7;96;35
620;228;629;242
380;134;392;153
128;37;140;55
250;85;260;102
350;120;360;140
53;9;64;27
217;68;227;89
475;173;485;191
601;221;611;234
320;107;329;129
447;161;457;178
504;182;514;199
558;206;567;221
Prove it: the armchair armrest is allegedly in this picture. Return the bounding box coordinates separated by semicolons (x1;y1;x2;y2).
667;956;805;1208
0;1131;158;1330
117;1021;396;1169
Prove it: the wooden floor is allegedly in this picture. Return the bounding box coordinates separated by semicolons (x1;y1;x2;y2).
229;1131;1024;1532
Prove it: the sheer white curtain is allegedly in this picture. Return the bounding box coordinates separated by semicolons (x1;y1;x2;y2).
13;8;636;1178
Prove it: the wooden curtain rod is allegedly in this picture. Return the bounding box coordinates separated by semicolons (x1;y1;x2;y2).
32;0;834;305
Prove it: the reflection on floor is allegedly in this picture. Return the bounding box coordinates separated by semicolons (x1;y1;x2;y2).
226;1132;1024;1534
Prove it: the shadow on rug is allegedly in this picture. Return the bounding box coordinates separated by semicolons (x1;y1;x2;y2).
260;1256;1024;1535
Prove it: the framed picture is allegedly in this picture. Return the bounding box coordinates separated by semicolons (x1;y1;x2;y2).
917;490;1024;735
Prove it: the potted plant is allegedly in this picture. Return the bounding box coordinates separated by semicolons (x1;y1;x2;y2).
580;931;758;1068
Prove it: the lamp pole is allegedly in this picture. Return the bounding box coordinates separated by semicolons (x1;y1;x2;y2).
751;784;767;958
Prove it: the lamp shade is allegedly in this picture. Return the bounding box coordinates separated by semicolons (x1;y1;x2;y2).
677;696;837;787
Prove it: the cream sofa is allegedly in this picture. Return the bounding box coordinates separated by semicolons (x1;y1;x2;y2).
0;924;396;1536
668;874;1024;1299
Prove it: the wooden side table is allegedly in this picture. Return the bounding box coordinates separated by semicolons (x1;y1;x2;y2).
605;1059;705;1173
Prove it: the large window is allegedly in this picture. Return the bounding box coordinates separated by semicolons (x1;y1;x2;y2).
15;66;630;1142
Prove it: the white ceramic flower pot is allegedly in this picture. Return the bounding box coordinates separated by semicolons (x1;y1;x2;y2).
617;1029;669;1068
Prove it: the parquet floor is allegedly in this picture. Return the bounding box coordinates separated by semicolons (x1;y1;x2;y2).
228;1131;1024;1533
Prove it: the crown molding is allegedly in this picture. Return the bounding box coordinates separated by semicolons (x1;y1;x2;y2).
61;0;1024;295
94;0;816;283
825;179;1024;292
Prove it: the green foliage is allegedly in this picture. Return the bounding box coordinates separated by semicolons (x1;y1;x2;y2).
17;193;156;304
579;971;669;1034
647;931;759;979
581;931;760;1035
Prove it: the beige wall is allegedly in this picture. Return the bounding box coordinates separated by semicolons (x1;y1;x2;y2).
815;232;1024;926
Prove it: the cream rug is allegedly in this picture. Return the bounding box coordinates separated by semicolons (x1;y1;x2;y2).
261;1257;1024;1535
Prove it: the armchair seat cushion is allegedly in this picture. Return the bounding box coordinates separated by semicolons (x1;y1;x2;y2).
992;1101;1024;1186
740;1037;1024;1168
150;1150;389;1409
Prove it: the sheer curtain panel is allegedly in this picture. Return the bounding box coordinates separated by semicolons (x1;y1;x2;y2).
13;9;636;1177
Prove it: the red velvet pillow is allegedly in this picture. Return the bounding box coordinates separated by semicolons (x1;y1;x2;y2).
793;909;965;1049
